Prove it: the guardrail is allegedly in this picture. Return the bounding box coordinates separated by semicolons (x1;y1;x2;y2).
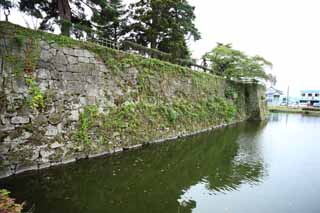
88;37;215;73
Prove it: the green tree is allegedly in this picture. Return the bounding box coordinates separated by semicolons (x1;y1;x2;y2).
18;0;73;36
127;0;200;59
204;43;272;80
91;0;127;42
17;0;109;37
0;0;13;21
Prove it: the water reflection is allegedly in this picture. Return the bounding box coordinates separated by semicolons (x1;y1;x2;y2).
0;122;267;213
178;122;267;212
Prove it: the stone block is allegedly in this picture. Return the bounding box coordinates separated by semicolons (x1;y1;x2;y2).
53;52;68;65
0;143;11;154
69;110;79;121
37;69;51;79
62;47;76;56
48;113;62;125
0;166;12;179
11;116;30;124
78;56;90;63
82;50;94;58
33;115;48;126
50;142;64;149
15;163;38;175
0;115;9;125
50;71;62;80
40;41;50;50
62;72;78;81
66;55;78;64
74;49;84;57
40;49;53;62
12;79;28;93
55;63;67;72
45;125;59;136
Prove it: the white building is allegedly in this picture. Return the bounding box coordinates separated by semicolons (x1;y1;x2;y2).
266;87;285;106
299;90;320;106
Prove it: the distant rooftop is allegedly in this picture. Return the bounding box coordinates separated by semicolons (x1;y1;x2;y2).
301;90;320;93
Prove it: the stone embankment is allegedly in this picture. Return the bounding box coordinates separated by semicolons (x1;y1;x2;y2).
0;22;267;178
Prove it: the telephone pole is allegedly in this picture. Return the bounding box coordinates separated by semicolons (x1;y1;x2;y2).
287;86;290;107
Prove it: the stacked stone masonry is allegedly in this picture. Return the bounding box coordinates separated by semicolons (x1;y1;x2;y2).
0;38;267;178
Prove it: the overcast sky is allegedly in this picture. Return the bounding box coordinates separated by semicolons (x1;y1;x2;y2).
2;0;320;96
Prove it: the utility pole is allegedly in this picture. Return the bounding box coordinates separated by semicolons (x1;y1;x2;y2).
4;8;10;22
287;86;290;107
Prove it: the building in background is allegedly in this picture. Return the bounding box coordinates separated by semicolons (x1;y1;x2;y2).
266;87;285;106
299;90;320;107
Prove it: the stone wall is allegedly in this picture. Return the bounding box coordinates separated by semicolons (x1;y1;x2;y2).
0;22;267;178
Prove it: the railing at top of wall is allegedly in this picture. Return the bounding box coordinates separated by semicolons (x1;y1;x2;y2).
88;38;265;86
88;37;215;74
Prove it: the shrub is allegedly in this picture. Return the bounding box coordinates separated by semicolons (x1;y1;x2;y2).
0;189;23;213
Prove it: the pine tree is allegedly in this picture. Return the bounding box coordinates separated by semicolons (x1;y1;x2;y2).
17;0;108;37
127;0;201;59
0;0;14;21
91;0;127;42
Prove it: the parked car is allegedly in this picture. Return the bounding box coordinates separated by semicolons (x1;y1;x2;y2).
313;103;320;108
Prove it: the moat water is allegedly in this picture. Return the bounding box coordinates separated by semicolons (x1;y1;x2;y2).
1;113;320;213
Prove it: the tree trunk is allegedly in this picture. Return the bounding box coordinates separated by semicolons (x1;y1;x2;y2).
57;0;71;36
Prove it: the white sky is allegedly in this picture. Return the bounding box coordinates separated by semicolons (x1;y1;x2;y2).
2;0;320;96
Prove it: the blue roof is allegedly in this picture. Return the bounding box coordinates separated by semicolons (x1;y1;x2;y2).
301;90;320;93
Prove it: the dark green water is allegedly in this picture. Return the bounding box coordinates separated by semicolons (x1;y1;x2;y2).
1;113;320;213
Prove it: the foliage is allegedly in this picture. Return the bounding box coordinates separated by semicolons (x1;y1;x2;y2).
1;21;257;151
127;0;201;59
91;0;127;42
25;77;45;110
225;85;237;99
0;189;23;213
0;0;13;10
203;43;272;80
17;0;106;37
75;105;99;144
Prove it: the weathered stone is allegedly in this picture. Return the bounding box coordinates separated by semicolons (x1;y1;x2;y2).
37;69;51;79
33;115;48;126
15;163;38;175
38;163;51;169
0;143;11;154
62;47;76;56
40;148;54;159
0;125;15;131
48;113;62;125
51;71;62;80
40;40;50;50
87;96;96;105
53;52;68;65
11;116;30;124
69;110;79;121
40;49;53;62
0;166;12;179
78;56;90;63
12;79;28;93
45;125;59;136
55;63;67;72
89;57;96;64
66;81;83;93
82;50;94;58
0;34;268;179
19;131;32;141
66;55;78;64
62;72;79;81
50;142;64;149
38;80;49;92
0;115;9;125
74;49;84;57
79;97;87;105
